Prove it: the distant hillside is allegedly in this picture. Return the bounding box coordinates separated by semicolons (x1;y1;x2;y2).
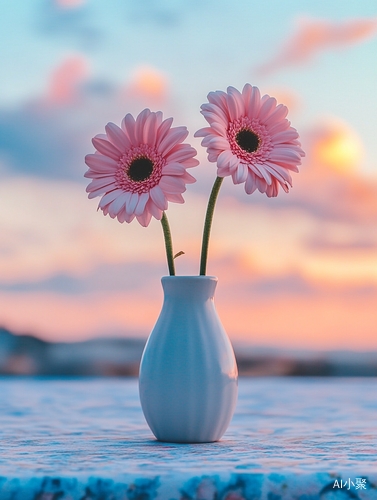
1;327;377;376
0;327;145;376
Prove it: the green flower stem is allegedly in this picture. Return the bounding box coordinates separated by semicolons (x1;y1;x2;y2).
200;176;224;276
161;211;175;276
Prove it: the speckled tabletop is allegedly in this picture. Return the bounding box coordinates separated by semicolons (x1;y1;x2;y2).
0;377;376;499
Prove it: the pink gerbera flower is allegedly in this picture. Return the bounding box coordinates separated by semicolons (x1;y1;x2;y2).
85;109;198;227
194;84;305;197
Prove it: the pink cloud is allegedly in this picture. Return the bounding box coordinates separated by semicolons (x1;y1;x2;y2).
257;16;377;75
47;56;89;104
55;0;86;8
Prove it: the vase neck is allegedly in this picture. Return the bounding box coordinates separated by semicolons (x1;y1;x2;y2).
161;276;217;301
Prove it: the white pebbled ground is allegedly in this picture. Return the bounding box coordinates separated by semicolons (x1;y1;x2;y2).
0;377;376;499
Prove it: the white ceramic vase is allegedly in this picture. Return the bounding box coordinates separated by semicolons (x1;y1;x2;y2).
138;276;238;443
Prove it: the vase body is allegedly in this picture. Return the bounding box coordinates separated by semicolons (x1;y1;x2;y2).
138;276;238;443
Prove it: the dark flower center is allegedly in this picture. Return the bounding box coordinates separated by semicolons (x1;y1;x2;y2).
236;129;260;153
128;156;154;182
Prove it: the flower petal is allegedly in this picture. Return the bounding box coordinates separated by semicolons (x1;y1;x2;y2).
166;145;197;163
201;103;221;115
280;181;290;193
146;199;163;220
116;207;127;223
85;154;118;173
86;177;116;193
247;163;264;179
217;149;233;169
254;164;272;185
194;127;213;138
105;122;131;150
166;192;185;203
158;127;188;156
150;185;168;210
232;163;248;184
209;136;230;150
135;192;150;216
108;191;131;217
248;86;261;117
124;212;136;223
227;86;245;117
92;137;121;161
135;108;151;143
162;163;186;175
156;117;174;147
207;90;229;116
117;207;135;223
264;104;288;127
159;176;187;194
266;119;291;136
84;170;117;179
269;149;302;163
211;121;227;136
271;129;299;145
181;171;196;184
242;83;252;109
269;161;299;172
258;96;277;121
201;135;213;147
181;158;200;168
262;164;286;186
122;113;136;143
200;110;228;128
226;91;239;121
256;176;268;193
266;178;280;197
99;189;124;209
265;161;293;186
217;164;231;177
245;171;258;195
136;210;152;227
126;192;139;215
88;185;116;199
228;155;240;173
143;111;158;146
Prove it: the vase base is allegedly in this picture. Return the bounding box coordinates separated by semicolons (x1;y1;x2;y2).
154;437;220;444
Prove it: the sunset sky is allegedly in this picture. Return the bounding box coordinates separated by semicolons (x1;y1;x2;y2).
0;0;376;350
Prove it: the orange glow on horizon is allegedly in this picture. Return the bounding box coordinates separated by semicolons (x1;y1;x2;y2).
0;291;160;342
216;292;377;350
0;285;376;350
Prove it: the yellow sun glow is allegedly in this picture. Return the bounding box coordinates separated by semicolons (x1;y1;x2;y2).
315;125;364;174
130;66;167;99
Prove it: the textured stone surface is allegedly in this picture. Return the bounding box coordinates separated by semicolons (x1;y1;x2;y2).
0;377;376;499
